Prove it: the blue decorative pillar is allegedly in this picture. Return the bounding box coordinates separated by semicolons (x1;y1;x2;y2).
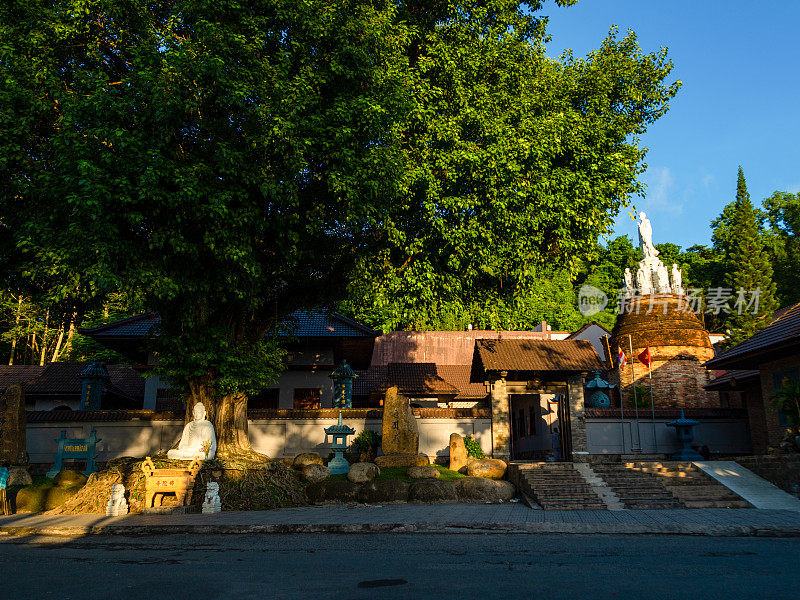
329;360;356;409
78;361;110;411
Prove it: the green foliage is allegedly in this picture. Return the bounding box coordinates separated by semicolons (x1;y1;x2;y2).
722;168;777;346
761;191;800;307
351;429;380;454
632;384;652;407
463;435;485;459
342;11;681;332
771;379;800;432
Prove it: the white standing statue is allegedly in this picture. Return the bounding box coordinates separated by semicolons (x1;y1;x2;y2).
202;482;222;514
638;212;660;259
167;402;217;460
636;263;652;295
623;268;635;297
106;484;129;516
656;262;671;293
671;263;684;295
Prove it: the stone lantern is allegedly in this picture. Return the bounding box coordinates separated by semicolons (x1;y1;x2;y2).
78;361;110;411
324;413;356;474
329;360;356;409
666;409;704;460
584;370;615;408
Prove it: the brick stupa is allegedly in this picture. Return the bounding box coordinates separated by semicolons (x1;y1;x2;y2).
609;212;717;409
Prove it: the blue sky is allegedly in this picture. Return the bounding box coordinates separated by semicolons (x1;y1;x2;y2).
542;1;800;249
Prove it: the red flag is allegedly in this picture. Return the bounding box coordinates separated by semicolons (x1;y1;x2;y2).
617;347;627;368
638;345;652;368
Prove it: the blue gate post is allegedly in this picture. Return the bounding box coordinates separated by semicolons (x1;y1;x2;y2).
46;429;100;478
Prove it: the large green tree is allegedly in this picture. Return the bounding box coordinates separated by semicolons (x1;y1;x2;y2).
342;6;680;331
1;0;411;458
761;190;800;307
721;167;777;345
1;0;680;457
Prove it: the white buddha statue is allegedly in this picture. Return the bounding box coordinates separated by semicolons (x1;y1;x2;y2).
167;402;217;460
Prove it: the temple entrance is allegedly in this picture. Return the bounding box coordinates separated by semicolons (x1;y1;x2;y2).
509;393;572;460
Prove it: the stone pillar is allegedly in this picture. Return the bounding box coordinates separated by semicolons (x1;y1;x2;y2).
567;373;588;460
490;373;510;460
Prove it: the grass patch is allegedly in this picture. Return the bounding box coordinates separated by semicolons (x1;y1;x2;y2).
328;464;464;482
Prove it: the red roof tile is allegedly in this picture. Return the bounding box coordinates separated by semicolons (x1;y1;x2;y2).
475;339;604;372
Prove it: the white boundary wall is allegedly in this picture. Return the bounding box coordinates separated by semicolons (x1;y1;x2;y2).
26;417;492;463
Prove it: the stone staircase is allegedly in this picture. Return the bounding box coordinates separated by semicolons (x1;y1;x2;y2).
592;462;750;509
510;463;607;510
623;462;751;509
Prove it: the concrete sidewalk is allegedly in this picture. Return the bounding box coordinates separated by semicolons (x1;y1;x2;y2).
3;504;800;537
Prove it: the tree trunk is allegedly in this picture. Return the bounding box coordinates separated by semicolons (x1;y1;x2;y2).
8;294;22;365
51;326;65;363
39;308;49;366
186;375;266;462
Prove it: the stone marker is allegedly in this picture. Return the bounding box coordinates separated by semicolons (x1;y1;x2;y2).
381;386;419;455
448;433;468;473
0;384;27;466
106;484;129;516
347;462;379;484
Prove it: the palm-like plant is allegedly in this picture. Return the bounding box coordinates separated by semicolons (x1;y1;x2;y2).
771;379;800;434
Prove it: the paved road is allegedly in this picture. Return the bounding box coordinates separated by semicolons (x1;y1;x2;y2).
2;533;798;599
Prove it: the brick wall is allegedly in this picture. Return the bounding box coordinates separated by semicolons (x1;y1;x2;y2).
735;455;800;495
756;355;800;448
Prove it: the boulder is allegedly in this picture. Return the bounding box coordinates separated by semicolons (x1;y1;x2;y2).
448;433;469;473
455;477;516;502
347;462;380;484
407;466;440;479
301;464;330;483
14;485;79;513
381;386;419;455
356;480;410;504
375;453;429;469
408;480;457;503
7;466;32;487
305;480;360;503
292;453;323;470
467;458;507;479
53;469;88;488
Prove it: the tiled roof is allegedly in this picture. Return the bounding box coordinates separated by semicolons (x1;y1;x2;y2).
279;310;380;338
80;310;378;340
353;364;486;400
0;365;46;394
435;365;488;399
79;313;160;337
16;363;145;400
704;369;761;391
475;339;604;372
705;302;800;369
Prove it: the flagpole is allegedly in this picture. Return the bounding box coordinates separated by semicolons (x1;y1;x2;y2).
628;335;642;453
648;357;657;453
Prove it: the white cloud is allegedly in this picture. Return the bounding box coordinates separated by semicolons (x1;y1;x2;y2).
643;166;683;214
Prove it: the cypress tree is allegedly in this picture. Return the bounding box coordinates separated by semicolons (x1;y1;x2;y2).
722;167;778;346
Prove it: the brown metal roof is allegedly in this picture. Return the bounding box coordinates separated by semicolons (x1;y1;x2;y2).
704;369;761;391
475;339;604;373
705;302;800;370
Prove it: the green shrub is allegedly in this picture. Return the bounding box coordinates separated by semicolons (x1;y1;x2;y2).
351;429;380;453
463;435;485;459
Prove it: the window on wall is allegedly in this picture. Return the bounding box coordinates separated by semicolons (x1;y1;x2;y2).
249;388;279;410
293;388;321;409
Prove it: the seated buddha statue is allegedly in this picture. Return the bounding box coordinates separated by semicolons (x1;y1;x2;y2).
167;402;217;460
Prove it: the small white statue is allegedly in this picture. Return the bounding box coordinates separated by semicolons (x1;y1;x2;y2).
202;482;222;514
623;268;634;297
167;402;217;460
106;484;128;517
656;262;671;293
671;263;684;295
638;212;659;259
636;263;652;295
